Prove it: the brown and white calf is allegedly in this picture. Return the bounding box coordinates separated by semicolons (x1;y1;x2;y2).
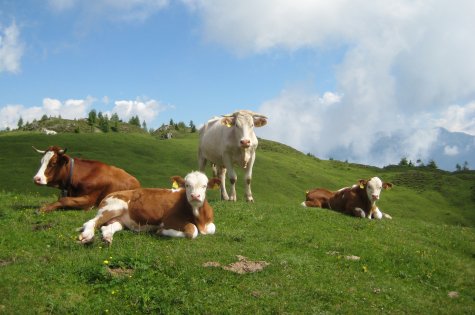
78;171;220;244
301;177;393;219
33;146;140;212
198;110;267;202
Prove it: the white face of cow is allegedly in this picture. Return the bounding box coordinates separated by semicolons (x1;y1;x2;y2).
365;177;384;202
222;111;267;149
184;171;209;208
33;151;55;185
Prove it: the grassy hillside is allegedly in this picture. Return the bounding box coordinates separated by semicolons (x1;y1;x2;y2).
0;131;474;314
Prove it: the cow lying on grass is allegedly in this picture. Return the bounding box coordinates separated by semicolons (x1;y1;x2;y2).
32;146;140;212
78;171;220;244
302;177;393;219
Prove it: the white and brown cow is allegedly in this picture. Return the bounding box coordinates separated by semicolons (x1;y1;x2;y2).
78;171;220;244
198;110;267;202
302;177;393;219
33;146;140;212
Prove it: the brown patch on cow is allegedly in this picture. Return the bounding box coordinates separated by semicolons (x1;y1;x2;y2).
32;222;54;231
448;291;459;299
107;266;134;277
203;255;269;274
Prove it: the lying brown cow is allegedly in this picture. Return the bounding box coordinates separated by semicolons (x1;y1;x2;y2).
301;177;393;219
78;171;220;244
33;146;140;212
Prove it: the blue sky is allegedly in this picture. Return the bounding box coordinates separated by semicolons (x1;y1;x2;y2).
1;0;475;167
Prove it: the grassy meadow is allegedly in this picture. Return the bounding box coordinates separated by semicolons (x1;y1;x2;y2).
0;131;474;314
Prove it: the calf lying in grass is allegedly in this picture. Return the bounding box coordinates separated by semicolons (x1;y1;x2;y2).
302;177;393;219
78;171;220;244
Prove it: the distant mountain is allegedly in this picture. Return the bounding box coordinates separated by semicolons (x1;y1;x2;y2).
328;127;475;172
428;128;475;171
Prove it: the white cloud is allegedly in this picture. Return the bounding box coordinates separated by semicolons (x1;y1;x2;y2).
112;98;167;125
0;97;94;130
444;145;459;156
257;88;345;157
189;0;475;166
0;21;24;74
433;102;475;135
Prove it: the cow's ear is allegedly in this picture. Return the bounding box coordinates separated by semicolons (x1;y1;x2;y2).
254;116;267;127
207;178;221;190
383;182;393;190
358;179;367;189
221;117;235;128
171;176;185;188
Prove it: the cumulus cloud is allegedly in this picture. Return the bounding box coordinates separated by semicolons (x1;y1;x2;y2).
433;102;475;135
444;145;459;156
188;0;475;166
0;97;94;130
112;98;168;125
0;96;170;130
0;21;24;74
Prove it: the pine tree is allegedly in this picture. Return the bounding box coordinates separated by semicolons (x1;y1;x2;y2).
88;110;97;125
17;117;24;129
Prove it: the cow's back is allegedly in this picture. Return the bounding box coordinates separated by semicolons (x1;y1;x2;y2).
74;158;140;205
125;188;189;225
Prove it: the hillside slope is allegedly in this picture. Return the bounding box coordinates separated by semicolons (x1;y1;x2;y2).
0;131;474;314
0;131;474;227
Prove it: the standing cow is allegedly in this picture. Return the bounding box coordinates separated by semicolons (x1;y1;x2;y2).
32;146;140;212
198;110;267;202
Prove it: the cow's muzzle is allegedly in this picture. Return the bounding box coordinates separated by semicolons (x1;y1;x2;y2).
240;139;251;148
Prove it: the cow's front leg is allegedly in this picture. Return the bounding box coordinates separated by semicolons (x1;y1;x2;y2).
159;223;198;239
218;167;229;201
197;222;216;235
352;207;366;218
78;218;97;244
40;195;95;213
372;207;383;220
101;221;124;245
227;168;237;202
78;196;127;244
244;155;255;202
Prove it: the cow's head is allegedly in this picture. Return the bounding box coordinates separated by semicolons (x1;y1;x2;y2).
32;146;68;186
172;171;221;208
358;177;393;202
221;110;267;149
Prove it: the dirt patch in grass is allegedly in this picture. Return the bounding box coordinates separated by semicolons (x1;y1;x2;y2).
32;222;54;231
0;259;14;267
107;267;134;277
203;255;269;274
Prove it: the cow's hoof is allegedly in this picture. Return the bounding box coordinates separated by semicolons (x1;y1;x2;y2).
78;232;94;244
102;236;113;245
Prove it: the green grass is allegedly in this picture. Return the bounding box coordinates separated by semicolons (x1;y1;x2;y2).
0;131;474;314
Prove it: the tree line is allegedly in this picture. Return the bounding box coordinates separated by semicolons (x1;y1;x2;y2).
14;110;197;135
398;157;470;172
